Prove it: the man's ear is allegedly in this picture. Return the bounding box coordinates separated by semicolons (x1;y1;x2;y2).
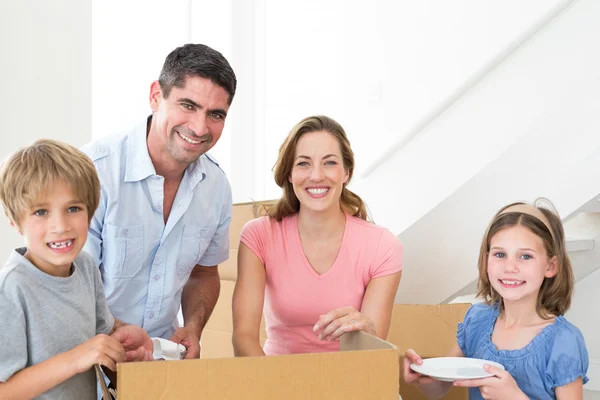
545;256;558;278
149;81;163;112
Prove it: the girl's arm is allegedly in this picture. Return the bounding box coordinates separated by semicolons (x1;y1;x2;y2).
405;342;464;399
555;377;583;400
0;333;125;400
232;243;267;357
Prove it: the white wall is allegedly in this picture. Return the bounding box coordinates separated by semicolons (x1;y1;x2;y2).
0;0;92;262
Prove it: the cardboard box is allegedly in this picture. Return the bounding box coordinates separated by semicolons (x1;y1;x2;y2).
387;303;471;400
114;331;399;399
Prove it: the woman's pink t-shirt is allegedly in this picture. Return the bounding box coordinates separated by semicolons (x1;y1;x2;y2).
240;213;403;355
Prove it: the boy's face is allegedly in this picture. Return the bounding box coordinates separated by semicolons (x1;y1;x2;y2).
13;181;89;277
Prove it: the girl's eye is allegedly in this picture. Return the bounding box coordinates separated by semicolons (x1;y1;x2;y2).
34;209;47;217
67;206;81;213
520;254;532;260
493;252;505;259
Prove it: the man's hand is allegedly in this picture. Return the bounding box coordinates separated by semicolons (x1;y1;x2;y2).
111;325;154;362
170;326;201;359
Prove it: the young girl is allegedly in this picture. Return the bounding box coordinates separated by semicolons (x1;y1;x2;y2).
404;201;588;399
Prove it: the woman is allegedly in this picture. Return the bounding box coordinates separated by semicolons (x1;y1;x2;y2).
232;115;403;356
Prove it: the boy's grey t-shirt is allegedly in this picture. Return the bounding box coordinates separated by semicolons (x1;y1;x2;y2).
0;248;114;399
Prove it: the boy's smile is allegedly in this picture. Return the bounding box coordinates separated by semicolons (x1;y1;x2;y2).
13;181;89;277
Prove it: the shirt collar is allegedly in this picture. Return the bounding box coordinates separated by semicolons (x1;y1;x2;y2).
124;116;206;186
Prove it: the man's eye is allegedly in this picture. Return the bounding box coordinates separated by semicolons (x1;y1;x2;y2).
210;112;223;120
181;103;194;110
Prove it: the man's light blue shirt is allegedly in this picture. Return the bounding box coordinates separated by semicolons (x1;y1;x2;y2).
81;118;232;338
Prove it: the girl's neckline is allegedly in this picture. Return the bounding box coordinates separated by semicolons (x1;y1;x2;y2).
484;303;565;358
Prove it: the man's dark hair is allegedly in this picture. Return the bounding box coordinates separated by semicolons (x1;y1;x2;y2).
159;43;237;104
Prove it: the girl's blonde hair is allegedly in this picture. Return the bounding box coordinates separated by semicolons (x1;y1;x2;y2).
476;200;574;318
267;115;370;222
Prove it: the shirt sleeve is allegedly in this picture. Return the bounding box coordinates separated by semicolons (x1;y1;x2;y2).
83;185;106;268
370;228;403;279
83;252;114;335
240;217;269;264
199;179;232;267
0;287;27;382
546;323;589;388
456;303;492;357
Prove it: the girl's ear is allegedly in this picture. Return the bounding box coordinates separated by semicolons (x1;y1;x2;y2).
545;255;558;278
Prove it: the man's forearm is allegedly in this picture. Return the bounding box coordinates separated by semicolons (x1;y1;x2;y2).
181;266;221;336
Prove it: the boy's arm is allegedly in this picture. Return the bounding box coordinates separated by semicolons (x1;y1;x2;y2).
0;351;81;400
0;334;125;400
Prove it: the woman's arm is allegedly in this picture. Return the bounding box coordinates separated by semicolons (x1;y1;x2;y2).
360;271;402;338
232;243;267;357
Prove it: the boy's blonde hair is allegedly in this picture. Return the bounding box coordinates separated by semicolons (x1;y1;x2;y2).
476;200;574;318
0;139;100;225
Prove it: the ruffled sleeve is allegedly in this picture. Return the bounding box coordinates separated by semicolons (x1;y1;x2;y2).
545;320;589;389
457;303;495;357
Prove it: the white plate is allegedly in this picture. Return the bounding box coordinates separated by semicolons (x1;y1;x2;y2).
410;357;505;382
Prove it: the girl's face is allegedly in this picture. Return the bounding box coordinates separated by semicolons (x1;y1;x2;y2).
487;225;557;306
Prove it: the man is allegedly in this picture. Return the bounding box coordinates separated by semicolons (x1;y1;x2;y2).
81;43;236;358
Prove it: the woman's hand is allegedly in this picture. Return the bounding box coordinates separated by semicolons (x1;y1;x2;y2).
312;306;376;341
453;364;528;400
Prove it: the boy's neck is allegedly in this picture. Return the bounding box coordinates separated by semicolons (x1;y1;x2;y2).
24;249;73;278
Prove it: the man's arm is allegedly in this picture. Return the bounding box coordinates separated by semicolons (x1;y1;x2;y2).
170;264;220;358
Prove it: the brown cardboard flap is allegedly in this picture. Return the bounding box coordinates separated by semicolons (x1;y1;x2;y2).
387;304;471;400
118;332;399;399
204;280;266;337
341;330;399;352
218;249;238;281
201;330;267;359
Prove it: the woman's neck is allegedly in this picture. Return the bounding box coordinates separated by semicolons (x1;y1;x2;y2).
297;206;346;240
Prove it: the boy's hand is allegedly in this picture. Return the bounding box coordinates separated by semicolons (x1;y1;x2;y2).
69;334;126;374
111;325;154;362
403;348;436;384
453;364;526;399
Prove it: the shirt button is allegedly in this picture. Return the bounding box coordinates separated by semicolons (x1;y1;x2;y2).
154;274;160;281
149;313;154;319
123;229;129;236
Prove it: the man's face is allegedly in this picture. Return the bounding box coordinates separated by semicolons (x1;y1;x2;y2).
149;76;231;166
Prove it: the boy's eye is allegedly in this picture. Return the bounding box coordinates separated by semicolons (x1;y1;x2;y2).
67;206;81;213
33;209;47;217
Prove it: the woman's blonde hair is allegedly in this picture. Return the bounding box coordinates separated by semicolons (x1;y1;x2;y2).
0;139;100;225
267;115;369;222
476;200;574;318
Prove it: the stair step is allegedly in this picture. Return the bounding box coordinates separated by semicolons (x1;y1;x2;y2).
566;237;594;252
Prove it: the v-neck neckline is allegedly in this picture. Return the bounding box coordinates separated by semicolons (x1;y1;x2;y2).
292;213;348;280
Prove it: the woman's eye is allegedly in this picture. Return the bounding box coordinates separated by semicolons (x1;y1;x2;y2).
297;161;309;167
325;160;337;166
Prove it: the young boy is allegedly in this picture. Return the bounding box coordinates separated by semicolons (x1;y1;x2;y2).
0;139;152;399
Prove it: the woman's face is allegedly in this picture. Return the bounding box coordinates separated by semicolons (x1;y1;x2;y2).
289;130;349;214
